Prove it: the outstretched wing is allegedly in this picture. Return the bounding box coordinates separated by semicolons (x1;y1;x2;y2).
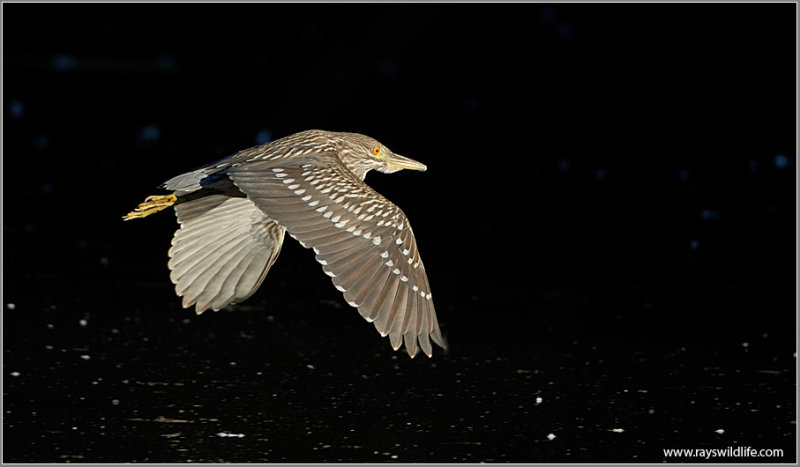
168;194;285;313
227;157;444;357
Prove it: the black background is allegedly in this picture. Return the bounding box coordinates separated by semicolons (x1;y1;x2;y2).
3;3;796;463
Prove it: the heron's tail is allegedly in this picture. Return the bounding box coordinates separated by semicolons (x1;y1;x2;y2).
123;194;177;221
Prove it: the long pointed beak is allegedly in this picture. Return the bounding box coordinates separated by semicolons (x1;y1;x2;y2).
385;153;427;172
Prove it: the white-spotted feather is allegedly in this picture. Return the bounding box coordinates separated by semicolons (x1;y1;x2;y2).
228;156;443;357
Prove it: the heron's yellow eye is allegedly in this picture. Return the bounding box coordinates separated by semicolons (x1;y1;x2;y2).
372;146;381;156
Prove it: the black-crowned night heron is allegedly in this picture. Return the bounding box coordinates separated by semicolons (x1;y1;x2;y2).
124;129;444;358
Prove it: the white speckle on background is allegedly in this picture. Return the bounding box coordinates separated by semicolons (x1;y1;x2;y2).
217;432;245;438
611;428;625;433
10;371;20;377
80;355;91;360
546;433;556;441
535;397;543;404
6;303;16;310
79;319;88;327
715;428;725;434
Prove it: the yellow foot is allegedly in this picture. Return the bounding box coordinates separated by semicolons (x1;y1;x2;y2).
123;194;177;221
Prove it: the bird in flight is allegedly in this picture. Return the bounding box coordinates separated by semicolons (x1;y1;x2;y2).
124;130;445;358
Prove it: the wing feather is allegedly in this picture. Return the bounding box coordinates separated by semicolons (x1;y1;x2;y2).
179;235;253;306
228;158;443;357
167;195;285;313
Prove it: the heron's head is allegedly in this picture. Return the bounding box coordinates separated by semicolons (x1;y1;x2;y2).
335;132;427;179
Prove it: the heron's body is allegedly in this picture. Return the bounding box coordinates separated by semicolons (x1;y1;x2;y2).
125;130;444;358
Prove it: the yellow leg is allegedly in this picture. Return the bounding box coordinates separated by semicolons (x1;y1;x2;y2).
123;194;177;221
